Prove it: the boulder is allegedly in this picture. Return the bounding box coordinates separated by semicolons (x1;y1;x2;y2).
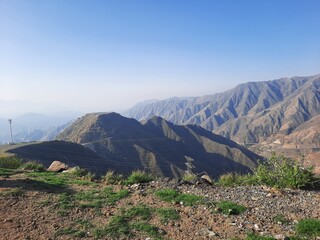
48;161;68;172
200;174;213;185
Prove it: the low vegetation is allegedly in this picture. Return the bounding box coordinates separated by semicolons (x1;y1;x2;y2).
103;170;124;184
0;187;24;197
124;170;154;185
214;201;247;215
295;218;320;238
245;233;275;240
0;167;15;177
1;154;319;240
154;188;203;206
182;172;197;183
217;154;317;189
0;156;23;169
19;161;45;171
156;207;180;223
93;204;165;239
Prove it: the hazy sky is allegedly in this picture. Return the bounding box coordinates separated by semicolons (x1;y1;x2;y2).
0;0;319;114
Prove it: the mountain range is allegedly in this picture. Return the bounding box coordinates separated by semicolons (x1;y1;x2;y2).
54;112;261;178
0;112;80;144
125;74;320;145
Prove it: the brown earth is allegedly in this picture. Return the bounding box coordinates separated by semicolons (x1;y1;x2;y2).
0;172;319;240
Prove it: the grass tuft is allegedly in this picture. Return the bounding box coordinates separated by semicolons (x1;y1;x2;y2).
217;154;317;189
103;170;124;184
19;161;45;171
0;156;23;169
125;170;153;185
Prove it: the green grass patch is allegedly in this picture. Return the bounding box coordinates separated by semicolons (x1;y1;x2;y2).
55;187;129;216
0;188;23;197
75;187;129;209
154;188;203;206
92;204;168;239
295;218;320;237
0;167;15;176
156;208;180;223
124;170;153;185
19;161;45;171
28;171;69;187
131;221;162;238
246;233;275;240
58;193;74;210
27;171;97;187
214;201;246;215
124;204;152;221
93;215;131;239
0;156;23;169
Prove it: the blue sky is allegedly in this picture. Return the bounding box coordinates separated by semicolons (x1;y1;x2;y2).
0;0;319;114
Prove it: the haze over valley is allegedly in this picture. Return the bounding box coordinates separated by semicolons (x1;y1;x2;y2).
1;1;320;239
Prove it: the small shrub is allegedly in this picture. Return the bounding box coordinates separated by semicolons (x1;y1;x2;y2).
125;170;153;185
215;201;246;215
254;154;315;189
103;170;124;184
0;156;23;169
182;173;197;183
19;161;45;171
295;218;320;237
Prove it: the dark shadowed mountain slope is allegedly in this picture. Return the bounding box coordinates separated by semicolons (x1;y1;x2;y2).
5;141;113;175
125;74;320;144
56;113;261;178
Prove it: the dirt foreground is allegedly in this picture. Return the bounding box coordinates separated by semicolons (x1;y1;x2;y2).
0;173;319;240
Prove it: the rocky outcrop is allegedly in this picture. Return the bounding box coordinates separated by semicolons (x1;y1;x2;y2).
47;161;68;172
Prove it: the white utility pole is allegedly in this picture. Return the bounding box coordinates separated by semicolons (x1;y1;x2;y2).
8;119;13;144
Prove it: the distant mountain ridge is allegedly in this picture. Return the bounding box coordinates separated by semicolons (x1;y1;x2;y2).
0;112;79;144
57;112;261;178
125;74;320;144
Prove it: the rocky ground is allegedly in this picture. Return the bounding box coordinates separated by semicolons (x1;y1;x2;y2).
0;172;319;240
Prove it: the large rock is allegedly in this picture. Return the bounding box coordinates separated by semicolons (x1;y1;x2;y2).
48;161;68;172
